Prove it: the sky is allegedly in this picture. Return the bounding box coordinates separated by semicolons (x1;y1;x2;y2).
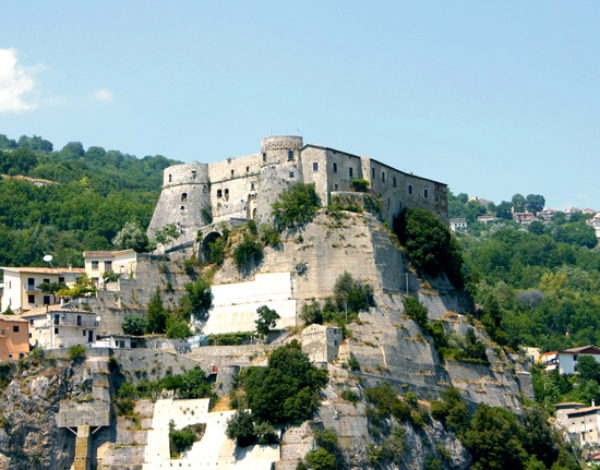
0;1;598;210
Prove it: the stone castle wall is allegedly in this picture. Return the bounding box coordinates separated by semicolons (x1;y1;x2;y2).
147;136;448;236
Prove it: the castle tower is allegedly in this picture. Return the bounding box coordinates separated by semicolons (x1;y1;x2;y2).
147;163;210;237
255;136;304;225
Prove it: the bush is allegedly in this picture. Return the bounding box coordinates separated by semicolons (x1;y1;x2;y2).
68;344;86;361
304;448;336;470
348;353;360;371
234;235;264;272
334;271;374;314
207;236;225;265
351;179;370;192
226;411;256;447
260;224;281;247
300;300;323;325
166;316;193;339
122;315;145;336
178;276;213;321
146;288;168;334
272;183;321;230
255;305;280;337
341;389;360;403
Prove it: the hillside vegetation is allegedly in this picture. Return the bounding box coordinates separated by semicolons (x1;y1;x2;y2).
0;134;178;267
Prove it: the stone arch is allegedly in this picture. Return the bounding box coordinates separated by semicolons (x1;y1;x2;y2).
202;231;222;258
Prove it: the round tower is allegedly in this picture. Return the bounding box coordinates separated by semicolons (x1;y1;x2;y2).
147;163;210;237
255;136;305;224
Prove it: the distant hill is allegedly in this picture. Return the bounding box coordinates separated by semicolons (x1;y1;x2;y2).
0;134;180;268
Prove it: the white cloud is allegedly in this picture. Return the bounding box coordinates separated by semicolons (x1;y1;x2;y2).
0;48;37;112
91;88;113;103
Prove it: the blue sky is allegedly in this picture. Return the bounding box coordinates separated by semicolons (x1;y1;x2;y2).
1;1;598;210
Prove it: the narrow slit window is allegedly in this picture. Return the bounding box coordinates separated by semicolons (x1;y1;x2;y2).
393;176;397;187
288;151;294;161
408;185;413;195
181;193;187;202
313;162;319;171
191;170;196;180
424;189;428;198
262;152;266;162
349;167;353;177
333;162;337;172
217;189;222;198
382;171;385;183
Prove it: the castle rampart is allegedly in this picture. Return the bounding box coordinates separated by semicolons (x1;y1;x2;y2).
147;136;448;238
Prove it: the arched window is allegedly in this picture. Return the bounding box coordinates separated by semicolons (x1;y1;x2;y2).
224;188;229;201
217;189;222;198
168;174;172;182
181;193;187;202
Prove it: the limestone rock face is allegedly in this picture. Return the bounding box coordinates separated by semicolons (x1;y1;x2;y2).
0;359;80;469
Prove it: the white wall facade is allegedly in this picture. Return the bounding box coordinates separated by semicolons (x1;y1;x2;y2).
25;310;98;349
201;272;296;335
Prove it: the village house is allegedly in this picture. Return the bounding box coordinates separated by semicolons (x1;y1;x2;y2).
22;304;99;349
0;266;85;314
449;218;467;232
512;211;536;226
555;401;600;448
587;213;600;240
0;315;29;360
477;215;498;224
539;346;600;374
301;324;343;363
83;249;137;289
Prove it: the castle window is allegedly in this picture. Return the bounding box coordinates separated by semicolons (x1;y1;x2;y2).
382;171;385;183
393;176;397;187
387;197;390;208
371;168;375;178
334;184;338;191
288;151;294;161
313;162;319;171
217;189;222;198
408;185;413;195
231;169;234;177
181;193;187;202
168;174;172;182
289;171;295;178
349;167;353;177
333;162;337;172
262;152;266;162
250;182;255;190
180;205;185;210
191;170;196;180
246;166;249;172
13;325;18;333
424;189;428;198
224;189;229;201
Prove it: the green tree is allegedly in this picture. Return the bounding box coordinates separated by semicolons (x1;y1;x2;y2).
394;208;464;287
112;221;149;252
255;305;280;337
122;315;145;335
575;356;600;383
526;194;545;214
272;183;321;230
463;404;528;470
333;271;374;314
179;276;212;321
146;288;168;334
166;316;193;339
304;448;337;470
226;411;256;447
233;235;263;272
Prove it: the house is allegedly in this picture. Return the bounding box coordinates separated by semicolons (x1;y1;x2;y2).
83;249;137;288
93;335;141;349
540;208;559;221
449;218;467;232
559;403;600;447
587;213;600;239
0;266;85;314
539;346;600;374
22;305;99;349
0;315;29;360
512;211;536;226
477;215;498;224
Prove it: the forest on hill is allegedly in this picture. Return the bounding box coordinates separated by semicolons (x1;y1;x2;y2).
0;134;179;267
448;192;600;353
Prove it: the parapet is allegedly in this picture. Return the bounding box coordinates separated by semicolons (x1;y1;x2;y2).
261;136;303;152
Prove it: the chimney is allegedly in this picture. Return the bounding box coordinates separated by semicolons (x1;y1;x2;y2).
68;264;72;272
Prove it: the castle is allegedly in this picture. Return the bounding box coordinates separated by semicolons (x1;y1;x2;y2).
148;136;448;239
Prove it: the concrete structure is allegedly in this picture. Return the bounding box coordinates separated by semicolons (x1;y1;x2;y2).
539;346;600;374
0;315;29;360
202;272;297;335
301;324;343;363
143;398;279;469
477;215;498;224
22;305;99;349
83;249;137;288
0;266;84;313
148;136;448;243
92;335;134;349
449;218;467;232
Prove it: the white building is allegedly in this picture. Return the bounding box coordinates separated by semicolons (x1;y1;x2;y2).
539;346;600;374
0;266;84;314
22;305;99;349
449;218;467;232
587;214;600;240
83;249;137;288
555;402;600;447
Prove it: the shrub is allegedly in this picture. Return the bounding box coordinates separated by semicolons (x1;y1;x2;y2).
166;316;193;339
348;353;360;371
304;448;336;470
351;179;370;192
146;288;168;334
255;305;280;337
259;224;281;247
341;389;360;403
272;183;321;230
234;235;264;272
169;421;199;457
68;344;86;361
226;411;256;447
178;276;213;321
122;315;145;336
333;271;374;314
300;300;322;325
206;236;225;265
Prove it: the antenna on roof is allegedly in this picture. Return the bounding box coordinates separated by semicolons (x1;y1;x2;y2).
43;254;53;267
